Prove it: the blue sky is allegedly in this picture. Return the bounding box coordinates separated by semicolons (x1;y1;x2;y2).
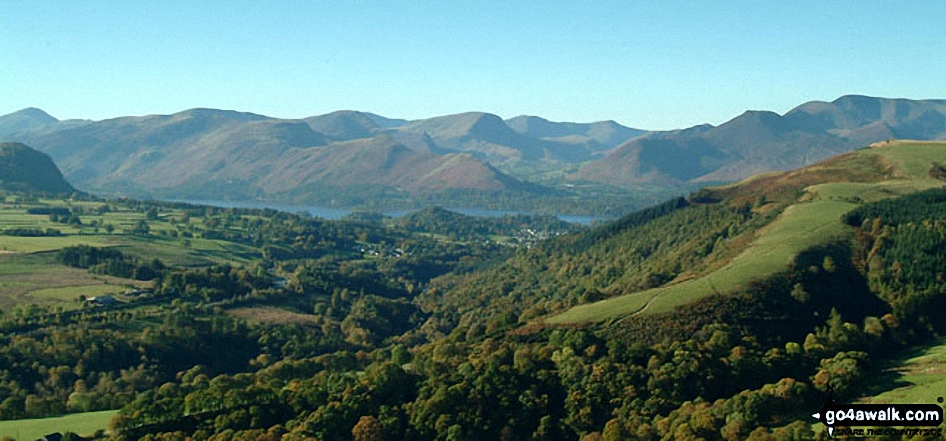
2;1;944;130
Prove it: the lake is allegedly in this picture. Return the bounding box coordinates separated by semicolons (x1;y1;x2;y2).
171;199;600;225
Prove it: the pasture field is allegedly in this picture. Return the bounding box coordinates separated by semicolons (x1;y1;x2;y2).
227;306;321;326
108;235;259;267
0;235;113;254
547;141;946;324
0;197;258;313
0;253;144;312
0;409;117;440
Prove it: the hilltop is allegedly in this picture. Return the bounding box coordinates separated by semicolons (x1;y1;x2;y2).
505;115;647;152
0;142;75;194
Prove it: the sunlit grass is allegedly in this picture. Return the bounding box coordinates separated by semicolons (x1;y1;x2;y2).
864;339;946;405
548;141;946;324
0;409;117;440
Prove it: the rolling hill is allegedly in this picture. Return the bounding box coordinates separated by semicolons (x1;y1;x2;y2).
303;110;407;141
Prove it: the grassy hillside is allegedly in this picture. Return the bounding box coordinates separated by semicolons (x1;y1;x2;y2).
0;198;257;263
548;141;946;324
862;339;946;405
0;409;117;440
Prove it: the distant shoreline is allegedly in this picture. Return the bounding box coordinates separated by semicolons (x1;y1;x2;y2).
169;199;600;225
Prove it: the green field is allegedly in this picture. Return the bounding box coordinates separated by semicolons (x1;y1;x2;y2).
0;235;113;253
863;340;946;405
0;229;255;266
0;198;262;313
26;285;123;310
547;141;946;324
0;410;117;440
0;253;146;312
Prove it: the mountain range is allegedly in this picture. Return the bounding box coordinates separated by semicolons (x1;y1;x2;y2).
2;95;945;210
0;107;642;207
573;95;946;186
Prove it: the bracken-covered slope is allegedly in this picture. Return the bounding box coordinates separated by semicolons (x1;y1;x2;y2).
0;142;75;194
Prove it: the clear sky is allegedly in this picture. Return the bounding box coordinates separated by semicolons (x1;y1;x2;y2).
2;0;944;130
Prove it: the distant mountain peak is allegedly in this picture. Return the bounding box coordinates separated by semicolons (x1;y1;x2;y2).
733;110;782;121
0;108;60;137
14;107;58;121
504;115;647;151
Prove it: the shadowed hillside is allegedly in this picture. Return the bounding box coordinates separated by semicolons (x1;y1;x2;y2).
0;142;75;194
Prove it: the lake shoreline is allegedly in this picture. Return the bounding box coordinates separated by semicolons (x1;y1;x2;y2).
168;199;601;225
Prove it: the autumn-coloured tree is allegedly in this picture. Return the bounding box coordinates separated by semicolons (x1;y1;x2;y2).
352;415;384;441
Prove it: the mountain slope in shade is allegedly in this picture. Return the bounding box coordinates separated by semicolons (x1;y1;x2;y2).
303;111;409;141
0;142;75;194
304;111;379;141
257;136;530;194
573;95;946;186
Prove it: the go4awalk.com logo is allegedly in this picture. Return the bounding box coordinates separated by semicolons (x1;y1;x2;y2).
811;391;944;437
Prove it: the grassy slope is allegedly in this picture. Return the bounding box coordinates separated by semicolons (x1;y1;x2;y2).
547;141;946;324
862;339;946;405
0;409;117;440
